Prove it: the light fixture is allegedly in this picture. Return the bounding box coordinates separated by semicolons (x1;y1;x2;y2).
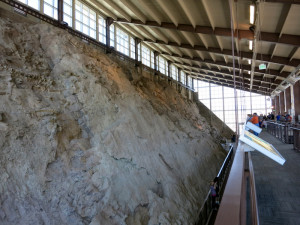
250;4;255;24
248;71;251;74
249;40;253;50
248;59;251;64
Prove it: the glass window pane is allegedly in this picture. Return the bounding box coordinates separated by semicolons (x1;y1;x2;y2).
75;21;81;30
198;87;210;100
75;11;81;20
44;4;53;17
210;86;223;99
110;24;115;47
224;98;235;111
141;45;150;66
82;24;89;34
223;86;235;98
198;80;210;87
116;27;129;56
239;96;251;110
64;4;72;16
90;29;96;39
90;20;96;29
224;111;236;123
63;15;72;26
75;1;81;11
83;15;89;25
44;0;52;5
74;1;96;39
211;99;223;111
28;0;40;10
64;0;72;5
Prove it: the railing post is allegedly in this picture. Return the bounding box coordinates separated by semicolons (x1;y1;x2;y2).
203;202;207;223
293;125;300;150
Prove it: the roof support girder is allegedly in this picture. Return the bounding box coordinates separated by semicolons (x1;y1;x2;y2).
116;18;300;47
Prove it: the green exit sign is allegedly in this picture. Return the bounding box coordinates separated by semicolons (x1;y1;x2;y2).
259;64;266;70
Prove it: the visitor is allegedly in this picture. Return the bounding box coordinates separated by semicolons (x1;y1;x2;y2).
263;115;267;120
259;114;264;123
231;133;236;143
285;114;292;122
261;119;267;128
213;177;220;206
250;113;259;136
210;181;217;210
280;114;286;122
246;114;252;122
276;113;281;122
271;112;275;120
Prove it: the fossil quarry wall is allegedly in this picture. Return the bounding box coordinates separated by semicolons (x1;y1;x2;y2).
0;6;233;225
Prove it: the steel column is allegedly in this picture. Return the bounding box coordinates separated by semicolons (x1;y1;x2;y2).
58;0;63;23
105;17;114;50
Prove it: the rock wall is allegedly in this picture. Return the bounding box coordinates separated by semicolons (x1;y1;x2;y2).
0;7;232;225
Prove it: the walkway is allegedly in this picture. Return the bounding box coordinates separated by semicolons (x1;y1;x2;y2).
251;131;300;225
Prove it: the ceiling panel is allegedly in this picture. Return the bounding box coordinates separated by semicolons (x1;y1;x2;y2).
272;44;295;57
204;0;231;28
254;41;274;55
280;4;300;35
268;64;282;71
291;48;300;60
259;3;284;33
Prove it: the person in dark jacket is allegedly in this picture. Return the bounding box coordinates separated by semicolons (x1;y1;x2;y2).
210;181;217;210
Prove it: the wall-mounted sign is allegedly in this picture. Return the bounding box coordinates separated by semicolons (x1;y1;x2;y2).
259;63;266;70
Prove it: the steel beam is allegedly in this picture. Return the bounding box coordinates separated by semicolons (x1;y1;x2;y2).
161;52;290;79
143;39;300;68
264;0;300;4
116;18;300;47
186;68;274;91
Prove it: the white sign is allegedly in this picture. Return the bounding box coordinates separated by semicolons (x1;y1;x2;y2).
239;130;286;165
246;122;262;134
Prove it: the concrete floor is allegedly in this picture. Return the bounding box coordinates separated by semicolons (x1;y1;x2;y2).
251;131;300;225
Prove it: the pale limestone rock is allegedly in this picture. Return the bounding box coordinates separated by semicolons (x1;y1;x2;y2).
0;122;8;131
0;8;232;225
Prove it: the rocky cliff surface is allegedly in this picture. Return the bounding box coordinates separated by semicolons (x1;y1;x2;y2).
0;8;231;225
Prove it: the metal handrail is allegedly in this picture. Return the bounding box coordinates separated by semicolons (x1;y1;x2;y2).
266;121;297;145
195;145;234;225
214;144;260;225
217;146;234;178
290;127;300;131
248;152;259;225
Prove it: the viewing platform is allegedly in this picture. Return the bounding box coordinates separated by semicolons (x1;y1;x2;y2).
206;128;300;225
251;131;300;225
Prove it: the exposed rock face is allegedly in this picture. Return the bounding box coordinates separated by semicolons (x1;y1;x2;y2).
0;8;231;225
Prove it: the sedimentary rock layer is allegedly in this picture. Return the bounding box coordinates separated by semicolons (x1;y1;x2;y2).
0;7;231;225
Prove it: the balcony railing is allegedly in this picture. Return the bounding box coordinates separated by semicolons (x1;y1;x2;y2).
266;121;300;150
195;145;234;225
